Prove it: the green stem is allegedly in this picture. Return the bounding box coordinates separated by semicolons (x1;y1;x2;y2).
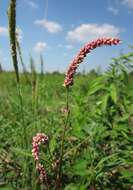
58;87;70;186
47;144;53;162
17;83;27;148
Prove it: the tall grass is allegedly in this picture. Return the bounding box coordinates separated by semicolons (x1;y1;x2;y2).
8;0;19;83
16;35;30;84
40;54;44;76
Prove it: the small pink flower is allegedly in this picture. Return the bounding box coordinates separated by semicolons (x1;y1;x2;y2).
36;163;48;182
32;133;49;184
60;107;70;115
32;133;48;161
63;37;121;87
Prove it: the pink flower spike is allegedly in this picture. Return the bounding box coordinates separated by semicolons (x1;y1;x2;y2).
36;163;48;183
32;133;48;161
32;133;49;184
63;37;121;87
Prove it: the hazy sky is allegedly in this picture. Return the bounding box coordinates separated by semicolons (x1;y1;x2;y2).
0;0;133;72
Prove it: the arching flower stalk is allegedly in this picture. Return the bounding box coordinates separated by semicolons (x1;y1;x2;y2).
32;133;49;187
63;37;121;87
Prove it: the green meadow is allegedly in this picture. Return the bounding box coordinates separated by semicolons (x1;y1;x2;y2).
0;51;133;189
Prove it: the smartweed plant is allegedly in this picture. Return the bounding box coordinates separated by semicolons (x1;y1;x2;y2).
32;37;121;189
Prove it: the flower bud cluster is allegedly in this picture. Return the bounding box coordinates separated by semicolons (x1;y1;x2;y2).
32;133;49;182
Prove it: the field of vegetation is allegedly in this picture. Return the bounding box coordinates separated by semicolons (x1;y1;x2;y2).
0;50;133;190
0;0;133;189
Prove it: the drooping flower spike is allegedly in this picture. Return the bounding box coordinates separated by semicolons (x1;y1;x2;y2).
63;37;121;87
32;133;49;183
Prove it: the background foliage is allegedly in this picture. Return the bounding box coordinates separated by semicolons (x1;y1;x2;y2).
0;50;133;189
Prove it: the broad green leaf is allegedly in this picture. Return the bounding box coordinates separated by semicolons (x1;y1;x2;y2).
88;77;105;95
101;94;109;111
110;83;117;103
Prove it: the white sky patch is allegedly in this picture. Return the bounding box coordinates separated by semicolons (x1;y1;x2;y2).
122;0;133;9
34;42;47;52
65;45;74;49
0;26;8;36
25;0;38;9
0;50;7;66
35;19;62;33
0;26;23;41
16;27;23;42
107;6;119;15
67;23;120;43
57;44;74;49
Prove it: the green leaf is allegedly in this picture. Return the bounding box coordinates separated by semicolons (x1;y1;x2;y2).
72;160;88;177
120;169;133;182
63;184;79;190
49;136;57;154
101;94;109;111
0;187;13;190
95;154;118;170
110;83;117;103
12;147;32;157
63;184;86;190
88;77;105;95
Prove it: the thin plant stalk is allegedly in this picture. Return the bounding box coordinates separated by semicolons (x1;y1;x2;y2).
0;62;3;72
57;87;70;188
16;35;30;84
30;56;38;131
40;54;44;76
